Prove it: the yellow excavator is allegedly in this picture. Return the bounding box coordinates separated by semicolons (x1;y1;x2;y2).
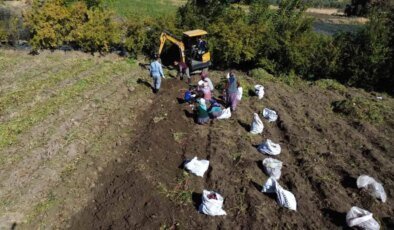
158;29;211;72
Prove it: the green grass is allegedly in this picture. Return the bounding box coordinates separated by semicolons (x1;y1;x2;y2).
105;0;185;19
0;60;129;154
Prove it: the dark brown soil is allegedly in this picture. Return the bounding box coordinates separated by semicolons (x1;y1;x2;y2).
69;72;394;229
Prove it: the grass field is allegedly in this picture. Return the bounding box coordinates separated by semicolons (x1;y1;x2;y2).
105;0;186;18
0;49;155;228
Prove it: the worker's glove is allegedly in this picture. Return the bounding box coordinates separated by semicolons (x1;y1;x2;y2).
162;75;166;79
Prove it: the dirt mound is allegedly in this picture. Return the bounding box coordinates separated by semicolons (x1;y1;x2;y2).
70;72;393;229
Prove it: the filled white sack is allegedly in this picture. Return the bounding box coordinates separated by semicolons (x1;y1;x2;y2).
262;158;283;180
184;157;209;177
357;175;387;203
217;108;231;120
261;177;297;211
263;108;278;122
254;85;265;99
237;87;243;101
346;206;380;230
199;190;227;216
258;139;281;155
250;113;264;134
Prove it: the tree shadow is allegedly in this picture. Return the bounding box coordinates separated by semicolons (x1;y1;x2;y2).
137;78;153;93
192;192;202;211
138;63;149;70
237;119;250;132
321;208;350;228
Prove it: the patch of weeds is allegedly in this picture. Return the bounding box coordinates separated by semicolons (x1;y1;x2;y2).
126;58;137;66
153;112;167;123
60;161;78;182
0;199;13;210
249;68;277;83
315;79;346;94
160;223;180;230
230;152;242;165
29;191;57;221
173;132;186;144
227;187;247;216
332;97;386;123
278;71;304;88
157;171;193;206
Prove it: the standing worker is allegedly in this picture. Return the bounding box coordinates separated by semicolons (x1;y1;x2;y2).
224;71;240;111
150;55;165;94
174;61;191;84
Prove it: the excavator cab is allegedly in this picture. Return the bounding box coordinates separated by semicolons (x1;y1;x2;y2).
158;29;211;72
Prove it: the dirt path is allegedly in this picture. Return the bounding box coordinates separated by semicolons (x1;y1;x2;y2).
69;72;393;229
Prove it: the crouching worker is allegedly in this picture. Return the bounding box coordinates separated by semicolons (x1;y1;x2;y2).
183;86;196;104
196;98;210;125
208;99;223;119
174;61;190;84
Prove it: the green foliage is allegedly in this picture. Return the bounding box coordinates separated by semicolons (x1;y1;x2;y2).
332;97;386;123
70;8;121;52
24;0;120;52
331;7;394;94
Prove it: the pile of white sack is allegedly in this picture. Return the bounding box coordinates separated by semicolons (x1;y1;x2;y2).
263;108;278;122
217;108;231;120
346;206;380;230
262;177;297;211
199;190;227;216
258;139;281;155
250;113;264;134
184;157;209;177
357;175;387;203
255;85;265;99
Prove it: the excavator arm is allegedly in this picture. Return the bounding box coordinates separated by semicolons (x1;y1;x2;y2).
158;31;186;63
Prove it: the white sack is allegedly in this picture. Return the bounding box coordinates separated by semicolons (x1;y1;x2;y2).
217;108;231;120
250;113;264;134
258;139;281;155
199;190;227;216
357;175;386;202
184;157;209;177
261;177;297;211
237;87;243;101
263;158;283;180
263;108;278;122
255;85;265;99
346;206;380;230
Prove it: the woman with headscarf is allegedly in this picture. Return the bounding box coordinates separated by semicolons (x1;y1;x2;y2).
196;98;210;125
224;71;240;111
198;80;212;101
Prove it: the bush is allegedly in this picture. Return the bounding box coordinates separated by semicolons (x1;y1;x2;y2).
331;7;394;94
70;8;121;52
249;68;277;82
24;0;121;52
315;79;347;93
